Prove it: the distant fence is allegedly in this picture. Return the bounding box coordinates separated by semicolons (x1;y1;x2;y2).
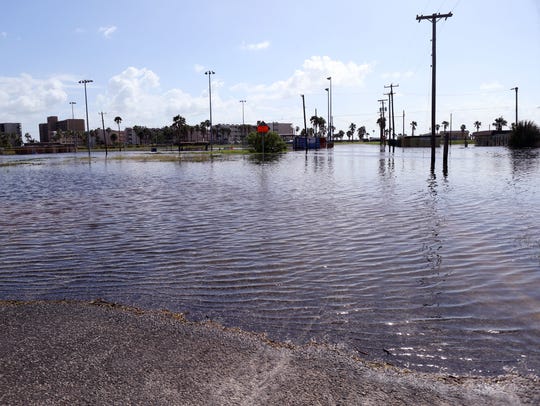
1;143;76;155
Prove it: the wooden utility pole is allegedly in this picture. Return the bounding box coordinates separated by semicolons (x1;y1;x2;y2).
100;111;108;157
416;12;453;171
378;99;386;146
384;83;399;149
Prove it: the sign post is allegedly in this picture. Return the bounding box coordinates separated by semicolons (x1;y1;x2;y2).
257;121;270;156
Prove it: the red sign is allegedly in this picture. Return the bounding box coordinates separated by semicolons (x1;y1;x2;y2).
257;124;270;133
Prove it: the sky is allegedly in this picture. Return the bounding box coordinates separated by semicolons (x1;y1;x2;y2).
1;0;539;139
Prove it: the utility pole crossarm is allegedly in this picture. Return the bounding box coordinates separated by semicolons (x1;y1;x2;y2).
416;12;453;22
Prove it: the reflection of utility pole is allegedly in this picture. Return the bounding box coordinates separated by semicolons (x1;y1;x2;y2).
416;12;453;171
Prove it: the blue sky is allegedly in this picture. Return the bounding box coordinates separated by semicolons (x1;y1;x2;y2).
1;0;539;138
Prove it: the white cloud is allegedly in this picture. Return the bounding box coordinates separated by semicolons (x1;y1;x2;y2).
381;71;414;80
100;67;209;128
193;64;205;73
0;74;70;114
231;56;373;98
99;26;117;38
480;81;504;91
0;73;76;135
241;40;270;51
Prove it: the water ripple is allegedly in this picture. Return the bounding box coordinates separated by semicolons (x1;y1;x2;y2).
1;147;539;375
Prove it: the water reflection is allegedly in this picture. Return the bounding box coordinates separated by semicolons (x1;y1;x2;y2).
0;146;539;376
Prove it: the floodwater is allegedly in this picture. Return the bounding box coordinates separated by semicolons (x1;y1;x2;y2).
1;145;539;376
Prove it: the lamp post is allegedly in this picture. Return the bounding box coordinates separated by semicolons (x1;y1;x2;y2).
69;101;77;149
511;87;518;127
205;70;215;151
301;94;308;153
325;88;330;142
327;76;333;142
78;79;93;156
69;101;76;119
240;99;246;144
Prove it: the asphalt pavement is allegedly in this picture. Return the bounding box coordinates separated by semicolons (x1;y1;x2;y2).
1;300;538;405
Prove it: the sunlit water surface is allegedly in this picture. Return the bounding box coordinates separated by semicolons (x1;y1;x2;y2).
1;145;539;375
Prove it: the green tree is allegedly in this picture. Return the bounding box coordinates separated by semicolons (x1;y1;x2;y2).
357;126;366;140
172;115;188;148
474;121;481;132
348;123;356;142
246;131;287;153
377;117;386;140
493;116;507;131
441;121;449;133
310;115;326;137
114;116;122;149
508;120;540;149
410;121;417;136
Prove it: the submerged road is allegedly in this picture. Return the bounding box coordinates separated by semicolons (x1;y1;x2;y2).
0;300;538;405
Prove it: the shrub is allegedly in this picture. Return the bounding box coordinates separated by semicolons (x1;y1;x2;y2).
246;131;288;153
509;120;540;149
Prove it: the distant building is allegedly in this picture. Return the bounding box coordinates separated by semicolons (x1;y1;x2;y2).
442;130;470;141
0;122;23;147
473;130;510;146
219;122;294;144
124;127;138;145
39;116;85;143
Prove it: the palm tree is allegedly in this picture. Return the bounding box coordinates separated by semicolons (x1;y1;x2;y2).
461;124;467;147
377;116;386;141
200;120;210;142
493;116;507;132
310;115;319;136
441;120;449;133
172;115;188;148
410;121;417;136
474;121;481;132
310;116;326;137
348;123;356;142
435;124;441;134
114;116;122;150
357;126;366;141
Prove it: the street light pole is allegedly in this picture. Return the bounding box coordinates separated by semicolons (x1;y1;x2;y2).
327;77;332;142
69;101;76;119
511;87;518;127
69;101;77;149
205;70;215;151
78;79;93;156
301;94;308;154
325;88;330;142
240;99;246;144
